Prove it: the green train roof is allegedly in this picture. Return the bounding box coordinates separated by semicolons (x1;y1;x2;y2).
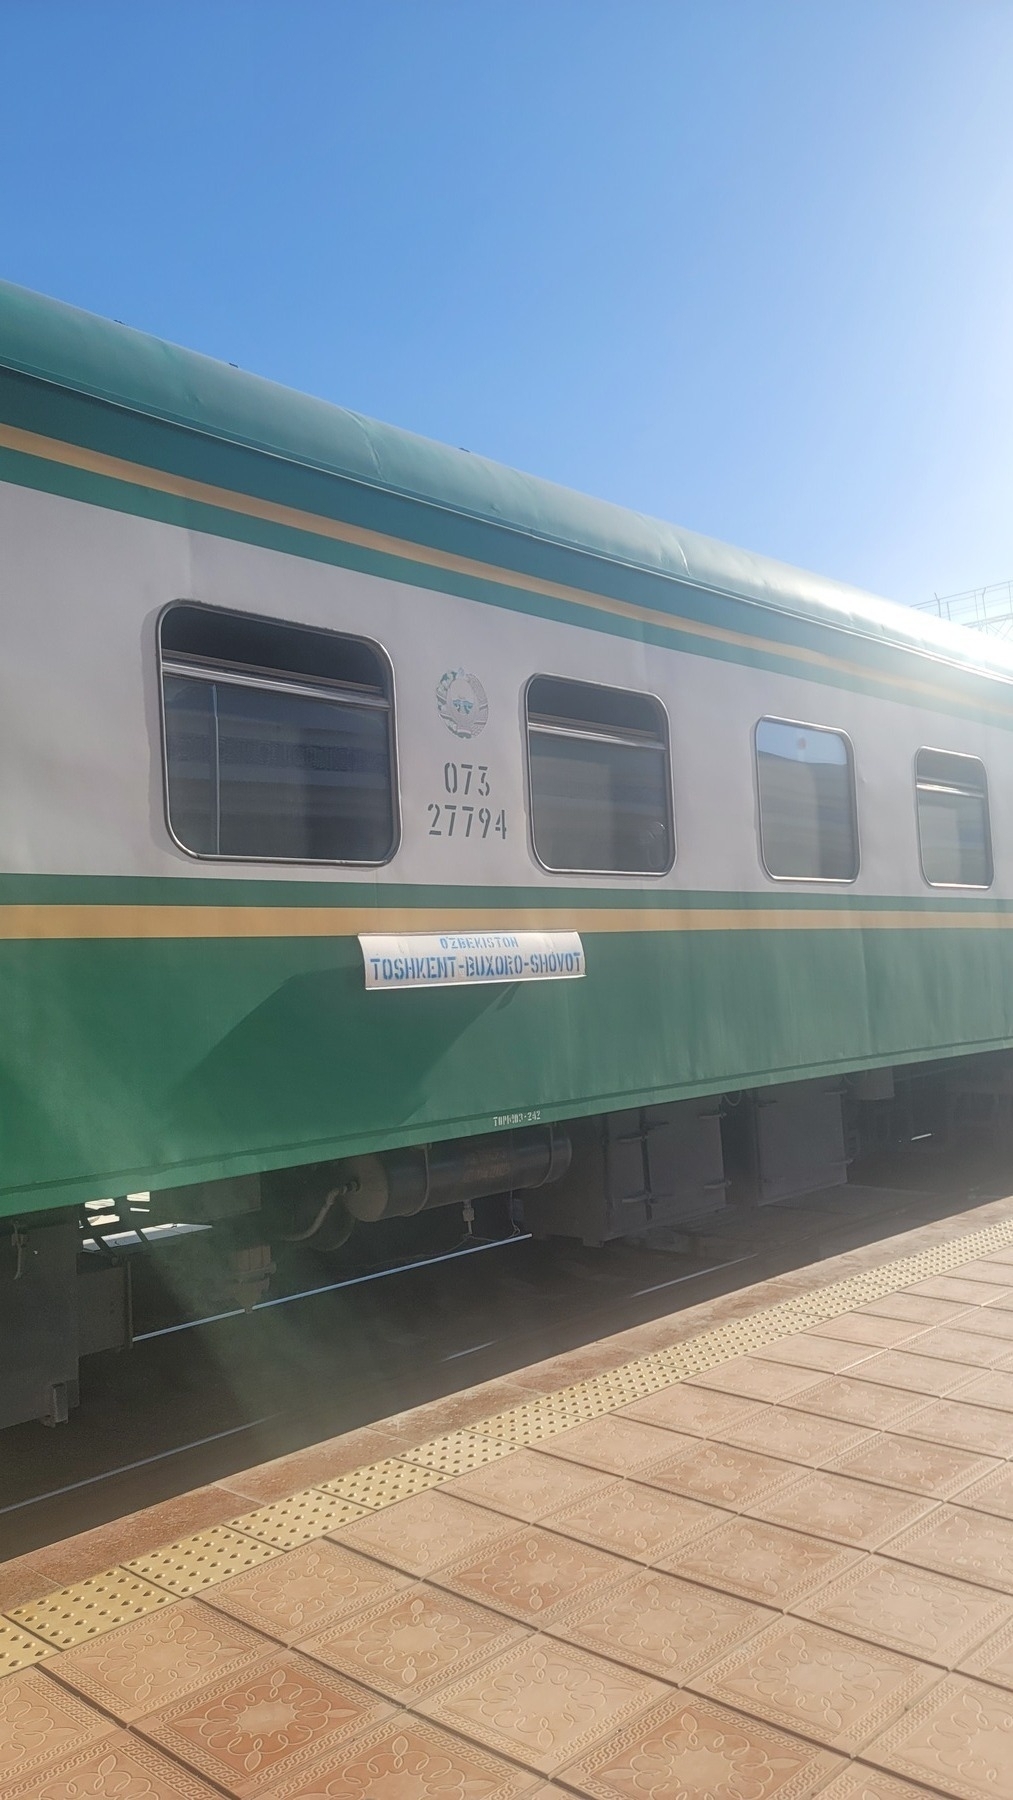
1;277;1009;682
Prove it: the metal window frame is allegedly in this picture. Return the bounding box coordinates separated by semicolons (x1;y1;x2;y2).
754;714;860;885
523;672;676;878
157;599;401;867
914;745;993;891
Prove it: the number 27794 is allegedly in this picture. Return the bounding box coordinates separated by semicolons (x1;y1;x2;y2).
428;804;506;839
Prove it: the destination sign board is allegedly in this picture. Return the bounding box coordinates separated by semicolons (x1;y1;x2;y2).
359;930;585;991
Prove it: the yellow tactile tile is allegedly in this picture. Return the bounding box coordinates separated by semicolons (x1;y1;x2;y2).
227;1488;370;1549
399;1431;519;1474
317;1457;448;1507
0;1619;54;1674
123;1526;280;1595
7;1569;175;1648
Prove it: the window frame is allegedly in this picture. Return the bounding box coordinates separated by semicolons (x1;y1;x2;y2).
914;745;993;891
157;600;401;867
523;672;676;878
754;713;861;885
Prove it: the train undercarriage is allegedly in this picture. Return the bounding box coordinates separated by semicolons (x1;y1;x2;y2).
4;1049;1012;1433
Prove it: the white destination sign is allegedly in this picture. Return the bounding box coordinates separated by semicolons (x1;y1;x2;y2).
360;930;585;991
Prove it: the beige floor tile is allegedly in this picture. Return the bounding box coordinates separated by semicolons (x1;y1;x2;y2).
661;1516;863;1609
795;1556;1013;1665
742;1470;934;1550
418;1632;664;1774
958;1614;1013;1689
548;1478;724;1563
899;1326;1013;1369
896;1398;1013;1457
808;1317;924;1350
848;1352;977;1398
817;1767;953;1799
435;1525;630;1626
932;1306;1013;1344
549;1566;777;1682
781;1378;928;1431
620;1385;763;1439
858;1296;975;1328
753;1336;876;1375
0;1668;115;1788
205;1540;410;1642
3;1732;223;1800
136;1649;391;1795
828;1432;997;1499
640;1438;801;1512
334;1490;512;1579
299;1581;528;1701
685;1357;825;1404
945;1259;1013;1287
886;1504;1013;1592
267;1714;543;1799
559;1689;842;1799
538;1416;694;1476
905;1276;1013;1306
48;1599;271;1721
689;1616;939;1753
450;1449;613;1522
862;1673;1013;1798
722;1406;876;1467
949;1461;1013;1521
947;1367;1013;1411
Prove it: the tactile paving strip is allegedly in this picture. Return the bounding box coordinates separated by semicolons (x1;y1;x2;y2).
0;1619;55;1673
462;1215;1013;1448
8;1569;174;1647
227;1487;370;1549
6;1207;1013;1654
399;1430;519;1473
123;1525;280;1594
317;1456;448;1506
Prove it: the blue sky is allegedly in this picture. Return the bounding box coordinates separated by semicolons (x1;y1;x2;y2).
3;1;1013;606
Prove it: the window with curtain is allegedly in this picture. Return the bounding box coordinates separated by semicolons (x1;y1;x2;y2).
526;675;674;874
160;604;397;863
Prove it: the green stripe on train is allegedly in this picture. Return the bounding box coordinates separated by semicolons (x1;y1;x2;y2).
2;925;1010;1218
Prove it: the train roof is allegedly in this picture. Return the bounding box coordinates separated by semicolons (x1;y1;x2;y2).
1;277;1010;686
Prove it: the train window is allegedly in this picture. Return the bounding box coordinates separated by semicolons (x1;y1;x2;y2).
755;717;858;881
159;604;397;863
915;748;992;888
526;675;674;874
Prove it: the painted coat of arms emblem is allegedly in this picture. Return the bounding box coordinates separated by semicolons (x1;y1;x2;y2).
436;667;489;739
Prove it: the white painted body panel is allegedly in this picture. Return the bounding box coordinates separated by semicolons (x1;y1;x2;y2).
2;478;1011;899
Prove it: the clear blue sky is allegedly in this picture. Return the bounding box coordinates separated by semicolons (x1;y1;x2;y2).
3;1;1013;607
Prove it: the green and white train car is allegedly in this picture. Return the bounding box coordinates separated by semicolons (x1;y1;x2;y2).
2;280;1012;1425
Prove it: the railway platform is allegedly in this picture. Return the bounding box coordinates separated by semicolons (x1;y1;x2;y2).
7;1195;1013;1798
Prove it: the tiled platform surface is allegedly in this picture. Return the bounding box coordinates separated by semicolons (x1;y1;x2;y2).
11;1200;1013;1795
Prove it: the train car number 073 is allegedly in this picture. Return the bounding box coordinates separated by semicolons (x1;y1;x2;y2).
428;762;506;839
